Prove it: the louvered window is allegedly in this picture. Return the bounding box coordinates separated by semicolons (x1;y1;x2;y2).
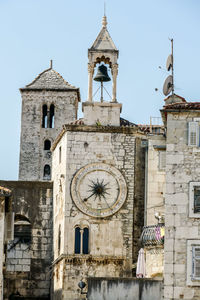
159;151;166;171
188;122;199;146
194;187;200;213
192;246;200;280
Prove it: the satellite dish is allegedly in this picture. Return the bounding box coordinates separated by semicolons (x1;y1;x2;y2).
166;54;173;71
163;75;173;96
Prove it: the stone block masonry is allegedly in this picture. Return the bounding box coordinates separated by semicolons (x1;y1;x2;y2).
19;90;79;181
0;181;53;300
52;125;145;299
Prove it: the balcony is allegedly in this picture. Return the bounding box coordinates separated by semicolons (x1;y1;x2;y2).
140;225;165;247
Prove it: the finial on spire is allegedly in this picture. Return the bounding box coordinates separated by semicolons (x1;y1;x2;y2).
102;1;107;27
50;59;53;69
102;15;107;28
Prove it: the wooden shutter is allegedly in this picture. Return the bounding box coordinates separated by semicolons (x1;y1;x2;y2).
192;246;200;280
194;187;200;213
188;122;198;146
159;151;166;170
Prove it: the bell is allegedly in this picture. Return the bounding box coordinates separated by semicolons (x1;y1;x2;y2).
94;64;111;82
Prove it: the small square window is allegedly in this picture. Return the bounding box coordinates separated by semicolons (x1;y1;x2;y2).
189;182;200;218
194;187;200;213
187;240;200;286
188;121;199;147
192;246;200;280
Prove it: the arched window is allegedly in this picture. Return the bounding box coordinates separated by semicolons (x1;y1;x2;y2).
44;139;51;150
50;104;55;128
83;227;89;254
74;226;89;254
14;214;31;244
75;227;81;254
42;105;48;128
43;164;51;180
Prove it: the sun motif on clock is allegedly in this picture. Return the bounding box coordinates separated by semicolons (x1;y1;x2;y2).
71;163;127;218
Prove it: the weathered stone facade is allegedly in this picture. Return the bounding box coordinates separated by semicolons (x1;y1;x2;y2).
0;187;13;300
161;106;200;300
0;181;53;299
52;125;145;299
19;68;80;181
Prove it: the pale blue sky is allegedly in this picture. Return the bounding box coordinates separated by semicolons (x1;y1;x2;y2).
1;0;200;180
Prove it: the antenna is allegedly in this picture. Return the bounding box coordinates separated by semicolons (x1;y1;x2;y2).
163;75;173;96
171;38;174;95
104;1;106;16
162;38;174;96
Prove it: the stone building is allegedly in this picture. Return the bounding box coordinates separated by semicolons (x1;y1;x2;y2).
2;10;200;300
0;186;13;300
161;96;200;300
51;15;146;299
0;181;53;299
19;64;80;181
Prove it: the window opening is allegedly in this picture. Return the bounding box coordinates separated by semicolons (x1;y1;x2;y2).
194;187;200;213
58;225;61;255
75;227;81;254
42;105;48;128
192;246;200;280
44;139;51;150
159;151;166;171
43;164;51;180
50;104;55;128
14;214;31;244
83;227;89;254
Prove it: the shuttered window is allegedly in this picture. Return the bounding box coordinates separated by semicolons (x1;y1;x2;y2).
5;212;14;241
194;187;200;213
159;151;166;171
192;246;200;280
188;122;199;146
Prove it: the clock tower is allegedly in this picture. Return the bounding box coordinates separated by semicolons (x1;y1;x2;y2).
52;16;145;300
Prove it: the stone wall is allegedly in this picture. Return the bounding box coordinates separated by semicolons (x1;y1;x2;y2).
87;277;163;300
147;136;165;226
52;126;145;299
19;90;78;181
133;138;145;265
164;112;200;300
0;196;5;300
145;248;164;278
0;181;53;300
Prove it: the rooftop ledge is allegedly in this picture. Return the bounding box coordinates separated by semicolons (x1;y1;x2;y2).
82;101;122;112
52;254;125;266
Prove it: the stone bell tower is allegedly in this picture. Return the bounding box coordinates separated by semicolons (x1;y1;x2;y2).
82;15;122;126
52;15;145;300
19;63;80;181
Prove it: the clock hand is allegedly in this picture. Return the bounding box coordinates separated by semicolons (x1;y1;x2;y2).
102;195;112;210
83;192;96;202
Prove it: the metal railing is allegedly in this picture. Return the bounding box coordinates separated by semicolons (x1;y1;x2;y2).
140;224;165;247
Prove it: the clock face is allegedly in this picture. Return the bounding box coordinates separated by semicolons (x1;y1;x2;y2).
71;163;127;218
